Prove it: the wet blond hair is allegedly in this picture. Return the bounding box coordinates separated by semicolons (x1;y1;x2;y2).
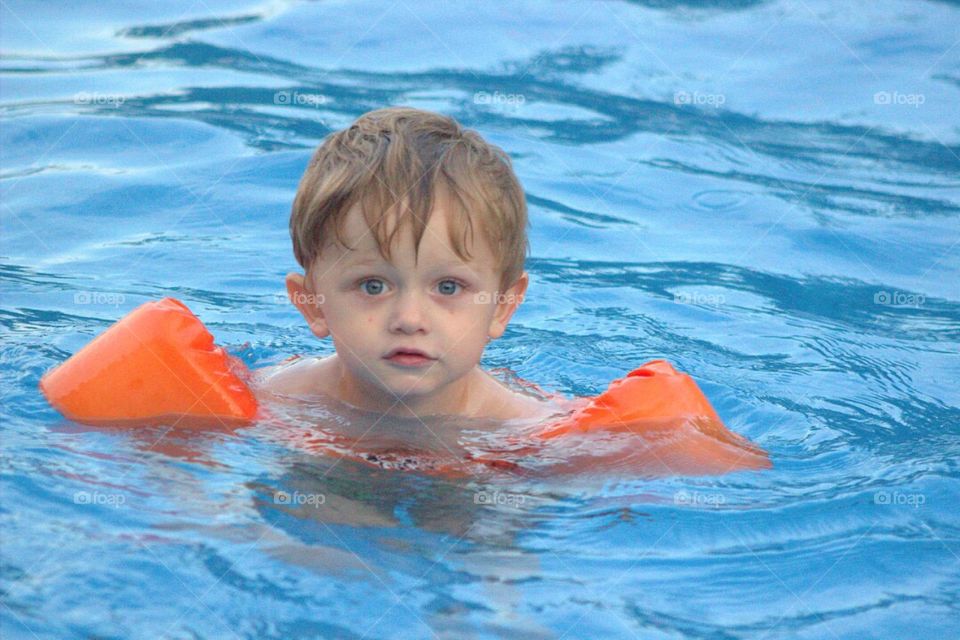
290;107;528;291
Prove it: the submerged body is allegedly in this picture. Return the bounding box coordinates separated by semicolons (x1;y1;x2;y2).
254;354;771;477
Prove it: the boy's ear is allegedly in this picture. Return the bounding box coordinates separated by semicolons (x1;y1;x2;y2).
286;272;330;339
488;271;529;340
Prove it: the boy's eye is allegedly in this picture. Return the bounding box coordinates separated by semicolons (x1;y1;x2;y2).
437;279;462;296
360;278;386;295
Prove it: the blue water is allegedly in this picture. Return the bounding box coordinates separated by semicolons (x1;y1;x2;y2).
3;1;959;638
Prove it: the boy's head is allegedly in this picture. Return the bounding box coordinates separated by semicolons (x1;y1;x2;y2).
285;107;530;405
290;106;528;293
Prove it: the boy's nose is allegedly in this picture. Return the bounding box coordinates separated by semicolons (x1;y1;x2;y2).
388;290;428;334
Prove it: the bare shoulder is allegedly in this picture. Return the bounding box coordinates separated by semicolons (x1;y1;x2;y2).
254;355;333;397
502;392;565;421
476;369;568;421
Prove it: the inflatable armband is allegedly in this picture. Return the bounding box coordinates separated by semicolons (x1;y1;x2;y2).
39;298;258;425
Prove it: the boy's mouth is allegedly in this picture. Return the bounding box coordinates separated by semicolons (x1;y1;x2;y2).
384;347;436;367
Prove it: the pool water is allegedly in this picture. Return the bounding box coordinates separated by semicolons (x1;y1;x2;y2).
2;1;959;638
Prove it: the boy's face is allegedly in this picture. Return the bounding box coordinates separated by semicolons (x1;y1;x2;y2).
285;195;528;413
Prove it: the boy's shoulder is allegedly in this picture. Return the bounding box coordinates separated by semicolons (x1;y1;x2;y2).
254;354;334;398
472;368;569;421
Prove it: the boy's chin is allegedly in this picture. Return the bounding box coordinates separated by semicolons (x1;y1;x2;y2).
380;371;467;406
380;378;439;400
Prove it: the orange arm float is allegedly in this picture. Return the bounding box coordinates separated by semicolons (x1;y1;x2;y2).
534;360;772;473
39;298;258;426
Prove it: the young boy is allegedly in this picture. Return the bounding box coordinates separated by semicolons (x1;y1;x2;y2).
261;107;564;422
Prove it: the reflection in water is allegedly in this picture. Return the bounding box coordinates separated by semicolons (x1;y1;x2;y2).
248;448;555;636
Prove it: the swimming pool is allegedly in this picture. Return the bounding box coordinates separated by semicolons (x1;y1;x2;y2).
2;0;959;637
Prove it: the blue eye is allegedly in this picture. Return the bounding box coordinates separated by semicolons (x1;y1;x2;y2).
437;279;462;296
360;279;385;295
